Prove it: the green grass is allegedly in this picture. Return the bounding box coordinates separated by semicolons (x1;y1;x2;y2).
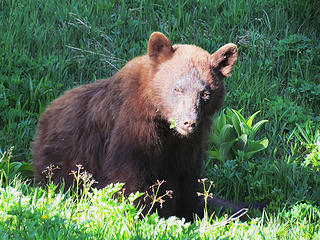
1;179;319;240
1;0;320;238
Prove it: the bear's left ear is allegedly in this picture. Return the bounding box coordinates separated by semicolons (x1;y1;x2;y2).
211;43;238;77
148;32;173;62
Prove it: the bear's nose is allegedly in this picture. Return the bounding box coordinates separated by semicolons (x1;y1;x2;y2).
184;121;196;131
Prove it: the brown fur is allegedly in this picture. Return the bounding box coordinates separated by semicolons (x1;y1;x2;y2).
32;32;238;220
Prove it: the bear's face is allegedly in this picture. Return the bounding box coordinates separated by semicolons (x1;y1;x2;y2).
148;32;238;136
152;48;215;136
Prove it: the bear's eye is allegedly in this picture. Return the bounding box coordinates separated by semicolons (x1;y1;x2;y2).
174;87;184;93
201;91;210;100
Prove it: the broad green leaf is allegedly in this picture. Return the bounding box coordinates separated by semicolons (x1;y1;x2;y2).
220;141;236;160
210;132;221;147
217;110;226;130
232;109;246;123
236;134;248;150
208;150;223;161
19;163;34;178
226;107;233;116
240;121;251;135
220;124;236;142
225;108;234;124
260;138;269;149
247;110;261;127
252;120;268;135
231;111;241;136
246;138;269;156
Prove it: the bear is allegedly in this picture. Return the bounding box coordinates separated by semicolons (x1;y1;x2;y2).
32;32;238;220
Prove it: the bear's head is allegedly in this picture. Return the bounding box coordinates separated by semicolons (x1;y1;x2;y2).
148;32;238;136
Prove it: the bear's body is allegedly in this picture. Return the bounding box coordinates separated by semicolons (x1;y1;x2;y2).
32;32;238;220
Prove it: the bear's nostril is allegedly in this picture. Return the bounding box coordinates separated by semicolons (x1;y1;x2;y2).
184;121;196;129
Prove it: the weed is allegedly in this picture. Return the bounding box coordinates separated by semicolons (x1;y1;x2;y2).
41;164;60;184
197;178;215;222
294;122;320;172
143;180;173;217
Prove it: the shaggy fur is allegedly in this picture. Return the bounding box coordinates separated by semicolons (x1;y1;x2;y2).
32;32;238;220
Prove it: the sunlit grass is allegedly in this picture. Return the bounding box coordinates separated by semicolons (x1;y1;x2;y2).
0;179;319;239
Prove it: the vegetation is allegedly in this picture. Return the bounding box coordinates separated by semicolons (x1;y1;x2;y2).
0;0;319;238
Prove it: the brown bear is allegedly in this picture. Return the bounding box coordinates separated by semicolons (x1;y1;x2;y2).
32;32;238;220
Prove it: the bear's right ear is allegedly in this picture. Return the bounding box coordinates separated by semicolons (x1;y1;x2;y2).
148;32;173;62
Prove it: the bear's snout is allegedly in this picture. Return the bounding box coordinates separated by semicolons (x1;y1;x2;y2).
183;120;196;132
174;117;198;136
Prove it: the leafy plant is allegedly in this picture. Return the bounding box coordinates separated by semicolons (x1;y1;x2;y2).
294;122;320;172
0;147;33;185
209;108;268;162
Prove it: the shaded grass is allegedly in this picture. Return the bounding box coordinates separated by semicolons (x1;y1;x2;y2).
1;0;319;157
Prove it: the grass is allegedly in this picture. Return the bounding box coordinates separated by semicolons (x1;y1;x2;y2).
0;0;320;238
1;179;319;239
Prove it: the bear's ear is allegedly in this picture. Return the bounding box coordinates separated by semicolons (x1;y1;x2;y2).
148;32;173;62
211;43;238;77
